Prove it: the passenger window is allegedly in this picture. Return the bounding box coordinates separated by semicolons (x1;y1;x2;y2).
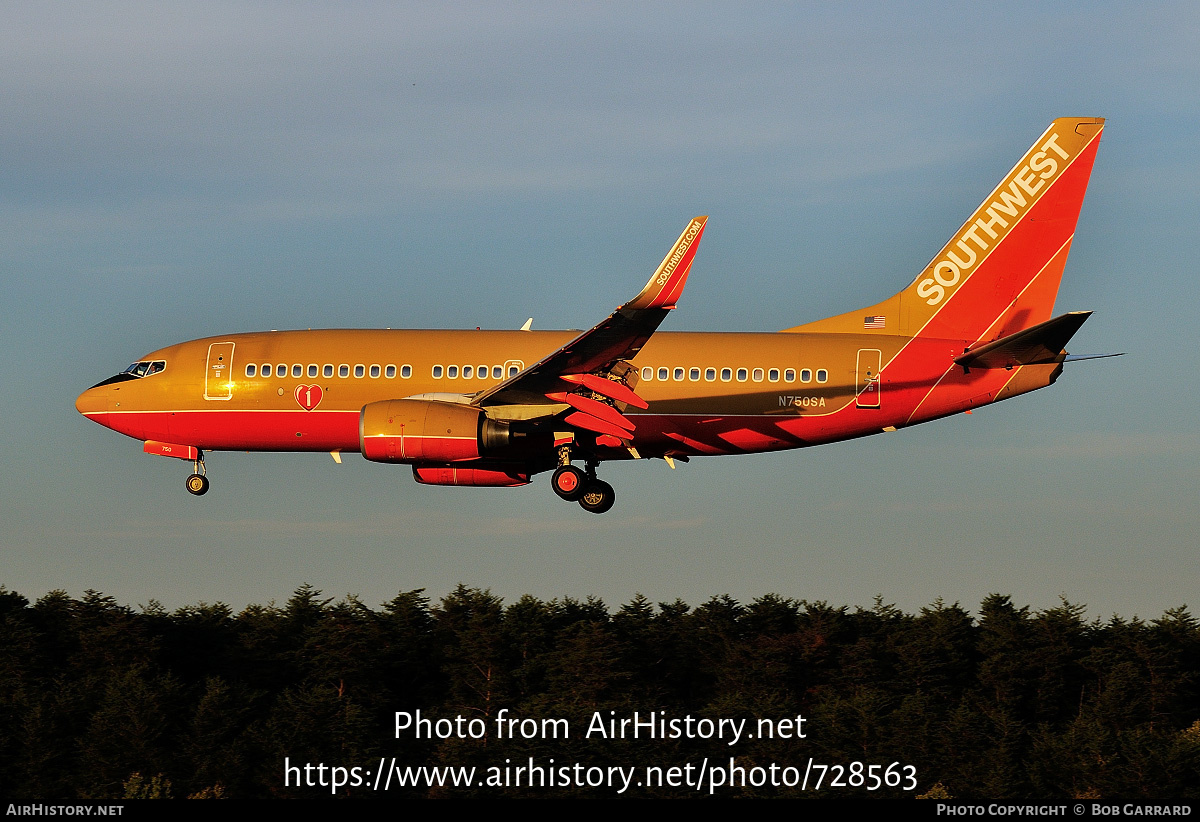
354;365;365;378
385;365;396;378
752;368;764;382
462;365;473;379
324;364;333;378
493;366;503;379
689;367;700;381
799;369;811;383
245;364;256;377
674;367;685;381
401;365;412;378
261;364;272;377
721;368;732;382
478;364;487;377
642;367;653;381
308;364;318;378
658;367;669;381
736;368;748;382
370;364;380;378
339;364;349;378
292;364;302;378
816;369;828;383
769;368;780;382
786;369;797;382
447;365;458;379
508;365;519;377
432;365;443;378
705;368;716;382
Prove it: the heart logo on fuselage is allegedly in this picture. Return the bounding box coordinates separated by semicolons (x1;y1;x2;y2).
295;384;323;411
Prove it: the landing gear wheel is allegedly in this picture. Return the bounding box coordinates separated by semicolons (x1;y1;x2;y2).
578;479;615;514
551;465;587;501
186;473;210;496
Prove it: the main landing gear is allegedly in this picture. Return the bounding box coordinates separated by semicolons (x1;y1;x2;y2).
185;453;209;496
578;478;615;514
550;446;615;514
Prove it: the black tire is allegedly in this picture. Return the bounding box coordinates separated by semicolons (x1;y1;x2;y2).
186;473;210;496
578;479;615;514
551;465;587;501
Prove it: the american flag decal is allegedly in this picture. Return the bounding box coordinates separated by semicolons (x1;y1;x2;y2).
864;315;886;329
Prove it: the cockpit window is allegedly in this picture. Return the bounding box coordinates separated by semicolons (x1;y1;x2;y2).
94;359;166;388
121;360;166;378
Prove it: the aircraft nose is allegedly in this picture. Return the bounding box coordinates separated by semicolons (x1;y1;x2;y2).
75;386;109;423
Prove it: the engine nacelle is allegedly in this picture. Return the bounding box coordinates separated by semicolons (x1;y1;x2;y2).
360;399;511;463
412;464;531;487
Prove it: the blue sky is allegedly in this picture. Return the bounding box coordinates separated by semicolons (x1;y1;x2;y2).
3;2;1197;618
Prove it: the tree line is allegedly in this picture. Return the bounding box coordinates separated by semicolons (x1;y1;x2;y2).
1;585;1197;798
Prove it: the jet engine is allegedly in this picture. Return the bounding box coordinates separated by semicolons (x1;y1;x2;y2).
359;399;512;463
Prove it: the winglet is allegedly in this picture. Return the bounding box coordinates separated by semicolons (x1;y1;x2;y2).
625;216;708;310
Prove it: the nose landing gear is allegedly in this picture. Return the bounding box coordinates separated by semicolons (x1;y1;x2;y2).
185;453;209;496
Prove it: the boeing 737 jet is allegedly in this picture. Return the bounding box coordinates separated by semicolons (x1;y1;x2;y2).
76;117;1105;513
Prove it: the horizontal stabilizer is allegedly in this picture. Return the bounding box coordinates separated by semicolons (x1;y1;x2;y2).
1064;352;1125;363
955;311;1092;370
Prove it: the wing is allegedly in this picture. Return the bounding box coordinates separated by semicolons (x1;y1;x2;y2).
471;217;708;418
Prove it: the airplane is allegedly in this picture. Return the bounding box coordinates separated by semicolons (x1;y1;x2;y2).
76;117;1105;514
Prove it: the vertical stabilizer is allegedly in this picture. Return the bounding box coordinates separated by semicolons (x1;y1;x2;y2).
785;118;1103;342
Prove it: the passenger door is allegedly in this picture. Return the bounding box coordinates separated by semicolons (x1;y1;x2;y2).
204;342;236;400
